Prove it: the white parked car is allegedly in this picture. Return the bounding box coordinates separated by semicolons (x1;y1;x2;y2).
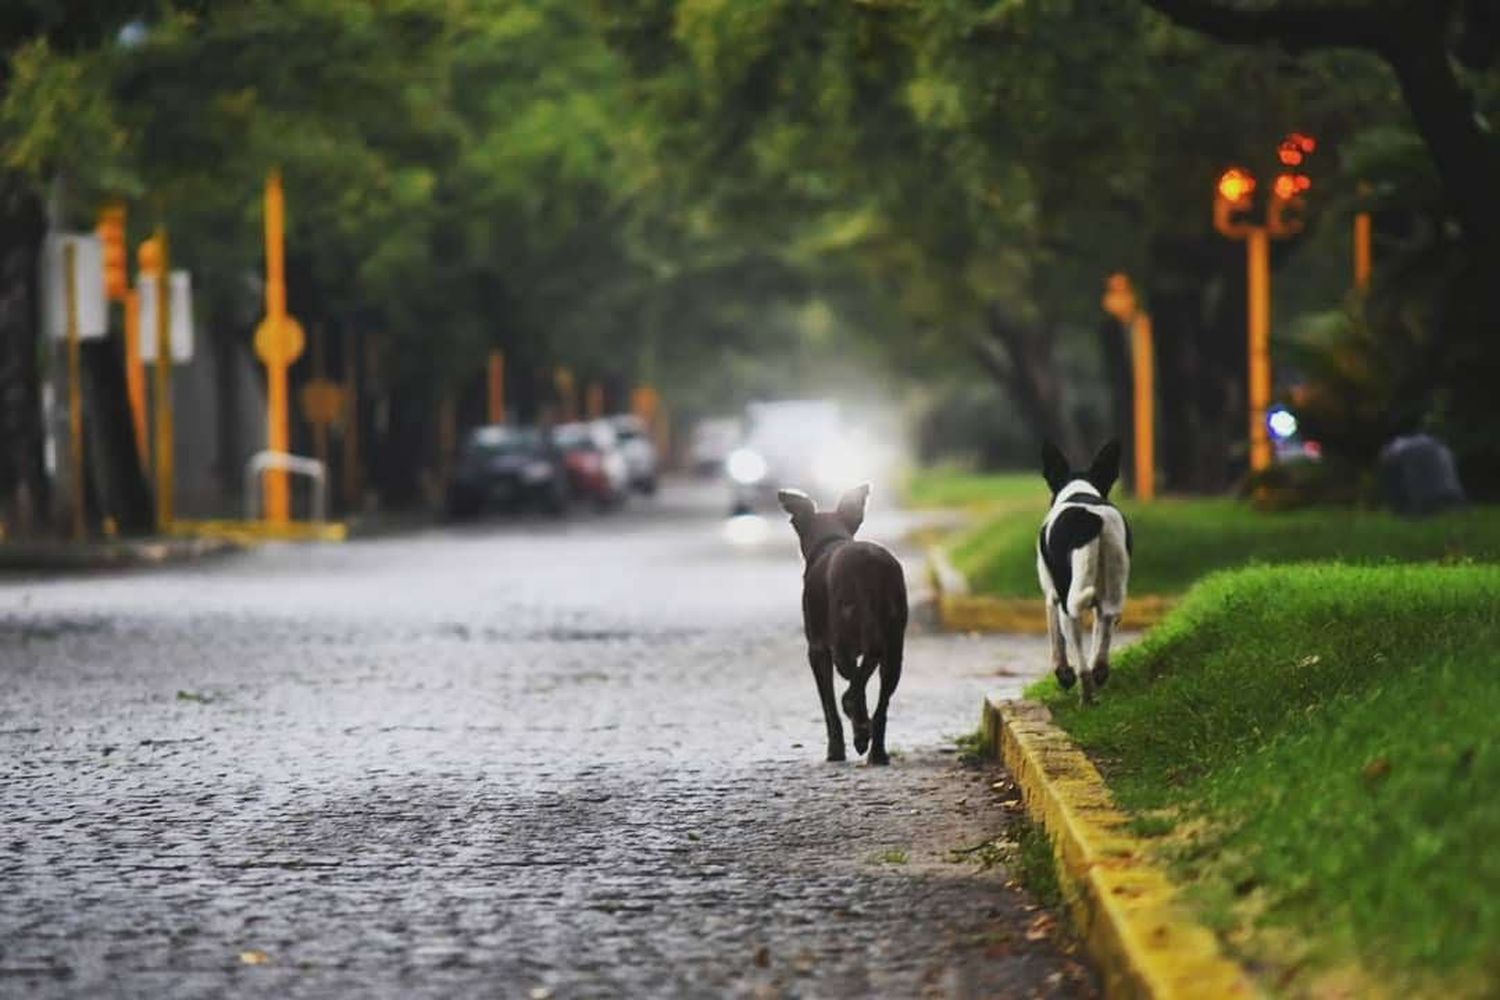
607;415;659;495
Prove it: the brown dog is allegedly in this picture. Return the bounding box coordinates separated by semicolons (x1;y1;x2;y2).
778;484;907;764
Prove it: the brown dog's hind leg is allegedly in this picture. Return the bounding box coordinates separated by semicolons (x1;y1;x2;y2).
840;653;873;756
809;646;846;761
868;641;902;765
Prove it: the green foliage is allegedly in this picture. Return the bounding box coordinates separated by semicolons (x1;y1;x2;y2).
1031;564;1500;988
947;487;1500;597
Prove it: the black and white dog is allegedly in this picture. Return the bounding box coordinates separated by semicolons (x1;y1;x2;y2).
1037;440;1131;704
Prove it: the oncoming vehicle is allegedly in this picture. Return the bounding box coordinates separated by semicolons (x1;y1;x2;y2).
607;414;659;495
689;417;741;477
446;424;568;518
554;420;630;510
725;400;875;514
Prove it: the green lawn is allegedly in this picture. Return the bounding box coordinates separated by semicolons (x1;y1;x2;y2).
903;468;1038;512
923;471;1500;597
1031;564;1500;994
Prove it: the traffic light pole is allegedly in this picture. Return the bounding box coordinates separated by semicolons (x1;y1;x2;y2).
1246;227;1272;474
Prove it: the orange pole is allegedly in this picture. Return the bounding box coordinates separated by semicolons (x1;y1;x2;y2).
264;171;290;523
1130;313;1155;501
64;242;86;541
152;230;175;528
586;381;605;419
343;326;361;509
123;289;147;466
1354;212;1372;292
555;367;576;422
487;350;505;424
1247;227;1272;473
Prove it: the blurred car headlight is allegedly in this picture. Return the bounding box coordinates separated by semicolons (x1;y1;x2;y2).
727;448;768;485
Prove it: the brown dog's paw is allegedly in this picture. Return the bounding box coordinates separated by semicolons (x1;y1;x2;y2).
1055;666;1077;690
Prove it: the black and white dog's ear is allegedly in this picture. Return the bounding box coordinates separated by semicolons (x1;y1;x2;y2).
1042;441;1071;495
836;483;870;534
777;488;817;520
1087;439;1122;497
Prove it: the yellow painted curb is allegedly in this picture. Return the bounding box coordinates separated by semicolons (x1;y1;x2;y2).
166;519;348;544
940;593;1175;635
983;697;1258;1000
927;547;1175;635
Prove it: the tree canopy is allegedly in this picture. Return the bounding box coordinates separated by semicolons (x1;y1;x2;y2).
1;0;1494;527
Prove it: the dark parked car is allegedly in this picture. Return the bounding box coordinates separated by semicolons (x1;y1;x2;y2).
446;425;569;518
553;420;630;510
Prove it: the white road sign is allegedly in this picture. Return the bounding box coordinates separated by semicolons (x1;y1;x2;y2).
138;270;194;363
40;233;108;342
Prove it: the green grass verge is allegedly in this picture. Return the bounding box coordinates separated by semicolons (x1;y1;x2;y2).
903;468;1037;512
1030;563;1500;992
944;487;1500;597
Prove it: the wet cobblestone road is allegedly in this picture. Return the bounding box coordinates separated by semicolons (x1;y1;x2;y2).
1;483;1096;998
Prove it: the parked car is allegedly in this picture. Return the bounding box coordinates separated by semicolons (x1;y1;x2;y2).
554;420;630;509
446;424;569;518
607;414;659;495
689;417;741;477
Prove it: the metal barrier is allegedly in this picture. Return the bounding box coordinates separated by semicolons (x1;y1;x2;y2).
244;451;328;522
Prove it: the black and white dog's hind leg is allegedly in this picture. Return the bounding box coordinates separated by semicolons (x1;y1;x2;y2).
1045;598;1076;690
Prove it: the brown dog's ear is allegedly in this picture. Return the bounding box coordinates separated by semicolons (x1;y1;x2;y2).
777;489;816;520
836;483;870;534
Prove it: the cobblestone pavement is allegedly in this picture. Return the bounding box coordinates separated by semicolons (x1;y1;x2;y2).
0;482;1097;998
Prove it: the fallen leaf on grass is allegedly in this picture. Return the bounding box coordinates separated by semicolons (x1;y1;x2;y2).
1362;757;1391;783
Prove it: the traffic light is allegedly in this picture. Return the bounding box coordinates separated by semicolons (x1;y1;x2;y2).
97;203;127;301
1214;167;1256;237
1269;133;1315;236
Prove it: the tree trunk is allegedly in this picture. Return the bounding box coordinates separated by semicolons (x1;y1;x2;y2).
972;302;1085;462
1380;25;1500;251
0;173;49;537
82;337;154;533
